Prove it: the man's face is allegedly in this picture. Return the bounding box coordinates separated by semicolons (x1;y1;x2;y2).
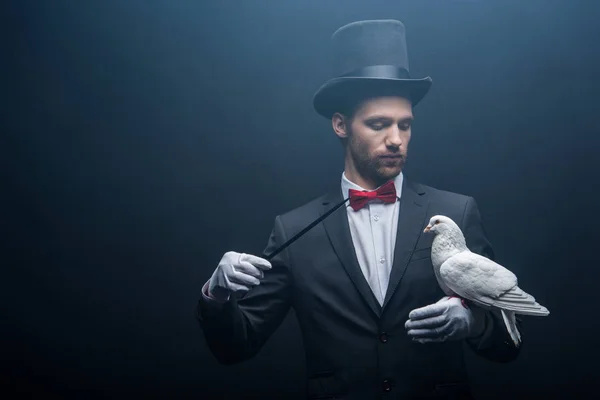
335;96;414;187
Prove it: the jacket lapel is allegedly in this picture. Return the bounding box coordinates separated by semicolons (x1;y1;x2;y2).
320;187;382;318
382;178;429;311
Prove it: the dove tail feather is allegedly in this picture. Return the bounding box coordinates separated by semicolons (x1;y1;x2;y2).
493;286;550;316
501;309;521;347
493;301;550;316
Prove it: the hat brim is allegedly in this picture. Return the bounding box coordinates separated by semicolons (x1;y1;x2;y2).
313;76;432;119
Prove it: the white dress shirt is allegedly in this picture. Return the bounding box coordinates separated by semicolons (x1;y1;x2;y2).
341;171;403;306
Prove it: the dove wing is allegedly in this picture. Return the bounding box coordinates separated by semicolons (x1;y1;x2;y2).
440;250;518;307
440;251;550;316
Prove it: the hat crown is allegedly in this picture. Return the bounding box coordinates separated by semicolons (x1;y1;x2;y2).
331;19;410;78
312;19;431;118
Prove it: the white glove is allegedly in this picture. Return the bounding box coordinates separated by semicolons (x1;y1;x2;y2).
405;296;485;343
206;251;272;303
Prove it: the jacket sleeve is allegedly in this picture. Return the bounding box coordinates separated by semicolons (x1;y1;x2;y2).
460;196;522;363
195;215;293;365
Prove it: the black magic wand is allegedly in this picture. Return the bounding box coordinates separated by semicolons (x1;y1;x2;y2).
232;197;349;300
264;197;350;261
262;179;396;260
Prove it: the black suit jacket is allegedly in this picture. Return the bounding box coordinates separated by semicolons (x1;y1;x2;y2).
197;177;521;399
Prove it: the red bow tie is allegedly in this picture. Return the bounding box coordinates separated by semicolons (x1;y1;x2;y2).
348;180;397;211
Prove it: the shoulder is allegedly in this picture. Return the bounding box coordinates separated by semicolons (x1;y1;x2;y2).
271;190;333;233
408;178;480;223
411;179;474;206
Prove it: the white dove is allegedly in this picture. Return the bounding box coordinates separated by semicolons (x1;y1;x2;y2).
423;215;549;347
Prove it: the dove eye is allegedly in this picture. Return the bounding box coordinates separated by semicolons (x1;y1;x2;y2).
435;220;440;225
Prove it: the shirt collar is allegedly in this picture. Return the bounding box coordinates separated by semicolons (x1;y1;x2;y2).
341;171;403;201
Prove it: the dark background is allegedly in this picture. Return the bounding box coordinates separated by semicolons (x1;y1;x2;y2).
2;0;599;398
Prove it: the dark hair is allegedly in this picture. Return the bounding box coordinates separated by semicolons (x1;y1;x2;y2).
332;81;412;121
336;99;362;121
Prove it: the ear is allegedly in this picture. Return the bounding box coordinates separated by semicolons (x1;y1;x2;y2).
332;112;350;140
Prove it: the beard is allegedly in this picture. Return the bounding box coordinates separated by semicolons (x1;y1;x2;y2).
348;133;406;186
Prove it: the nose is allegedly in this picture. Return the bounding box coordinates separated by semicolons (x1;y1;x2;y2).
385;126;403;148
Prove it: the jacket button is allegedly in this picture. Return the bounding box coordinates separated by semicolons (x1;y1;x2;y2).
382;379;392;392
379;332;388;343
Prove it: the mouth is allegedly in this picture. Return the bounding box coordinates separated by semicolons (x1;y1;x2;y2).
379;155;403;166
423;226;431;233
379;154;403;159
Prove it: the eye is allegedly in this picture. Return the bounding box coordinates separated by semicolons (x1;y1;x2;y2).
370;123;386;131
435;219;440;225
365;118;391;131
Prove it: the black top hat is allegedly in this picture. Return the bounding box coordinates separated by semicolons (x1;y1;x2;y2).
313;19;432;119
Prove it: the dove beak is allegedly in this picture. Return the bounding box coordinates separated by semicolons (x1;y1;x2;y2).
424;225;431;233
